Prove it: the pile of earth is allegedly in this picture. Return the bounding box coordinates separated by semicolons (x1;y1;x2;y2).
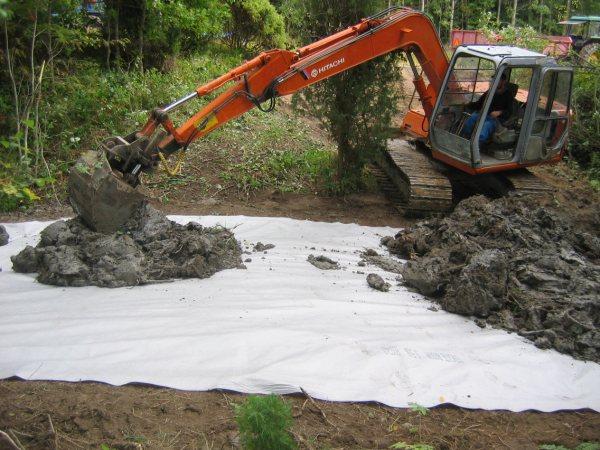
382;195;600;363
11;203;243;288
0;225;8;246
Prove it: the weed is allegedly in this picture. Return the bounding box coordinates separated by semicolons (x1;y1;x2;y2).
388;403;433;450
390;443;435;450
408;403;430;416
124;434;147;443
234;394;297;450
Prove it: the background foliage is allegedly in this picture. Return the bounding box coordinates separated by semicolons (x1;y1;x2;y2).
569;61;600;188
1;0;599;211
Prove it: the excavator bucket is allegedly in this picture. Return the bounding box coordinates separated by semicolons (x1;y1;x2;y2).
68;150;146;233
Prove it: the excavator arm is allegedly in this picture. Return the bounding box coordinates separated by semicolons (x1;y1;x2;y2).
69;7;449;232
103;7;448;183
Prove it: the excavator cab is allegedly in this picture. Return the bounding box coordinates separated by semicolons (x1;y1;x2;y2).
430;45;573;174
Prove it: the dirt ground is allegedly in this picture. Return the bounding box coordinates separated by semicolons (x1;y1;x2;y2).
1;380;599;450
0;189;411;229
2;159;600;449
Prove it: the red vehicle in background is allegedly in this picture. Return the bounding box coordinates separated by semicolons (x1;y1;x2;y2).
451;16;600;61
450;30;572;59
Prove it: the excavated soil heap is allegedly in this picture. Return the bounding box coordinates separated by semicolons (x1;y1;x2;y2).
0;225;8;246
12;203;243;288
382;195;600;363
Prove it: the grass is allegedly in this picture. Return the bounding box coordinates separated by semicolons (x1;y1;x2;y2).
1;44;346;211
539;444;600;450
141;102;342;203
207;108;338;195
1;45;244;211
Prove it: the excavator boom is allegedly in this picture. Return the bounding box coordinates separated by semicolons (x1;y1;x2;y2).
143;7;447;162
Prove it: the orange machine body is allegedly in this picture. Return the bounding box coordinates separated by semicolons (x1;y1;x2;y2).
135;7;567;178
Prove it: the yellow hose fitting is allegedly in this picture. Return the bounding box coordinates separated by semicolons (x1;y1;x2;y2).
158;150;185;176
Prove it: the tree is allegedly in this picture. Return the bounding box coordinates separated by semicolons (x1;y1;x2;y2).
291;0;402;192
102;0;229;70
225;0;287;53
569;62;600;179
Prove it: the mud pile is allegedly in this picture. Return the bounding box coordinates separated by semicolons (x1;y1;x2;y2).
367;273;390;292
0;225;8;246
12;203;243;288
382;195;600;362
308;254;340;270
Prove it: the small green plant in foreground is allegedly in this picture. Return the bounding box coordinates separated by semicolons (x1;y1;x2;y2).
540;443;600;450
235;394;297;450
390;403;433;450
390;443;435;450
408;403;430;416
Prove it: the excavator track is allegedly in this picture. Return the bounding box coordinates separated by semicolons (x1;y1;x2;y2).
372;139;554;216
373;139;453;215
501;169;555;196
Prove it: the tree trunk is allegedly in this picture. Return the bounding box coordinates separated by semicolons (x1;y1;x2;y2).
24;7;39;157
105;10;111;69
449;0;455;45
511;0;517;26
139;0;145;71
497;0;502;24
3;19;21;158
114;0;120;65
47;2;54;83
420;0;425;12
566;0;571;20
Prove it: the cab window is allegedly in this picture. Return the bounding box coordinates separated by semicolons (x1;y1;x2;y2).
431;55;496;161
532;70;572;151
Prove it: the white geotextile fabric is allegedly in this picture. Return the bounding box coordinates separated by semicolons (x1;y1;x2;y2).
1;216;599;413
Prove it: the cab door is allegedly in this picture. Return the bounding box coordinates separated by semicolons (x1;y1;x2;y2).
429;53;497;166
521;67;573;162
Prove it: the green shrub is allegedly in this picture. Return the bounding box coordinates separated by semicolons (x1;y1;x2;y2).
291;0;402;194
569;62;600;187
234;394;296;450
0;45;245;211
225;0;288;52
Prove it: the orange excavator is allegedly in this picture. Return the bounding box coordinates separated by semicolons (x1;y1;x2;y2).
69;7;573;232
